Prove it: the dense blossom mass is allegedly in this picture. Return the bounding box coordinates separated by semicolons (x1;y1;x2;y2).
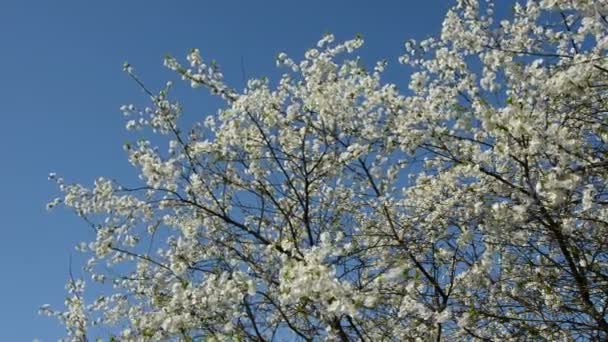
44;0;608;340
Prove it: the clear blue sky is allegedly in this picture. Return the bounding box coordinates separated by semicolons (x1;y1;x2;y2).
0;1;449;340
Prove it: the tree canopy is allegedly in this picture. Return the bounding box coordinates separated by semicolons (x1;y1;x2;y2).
44;0;608;340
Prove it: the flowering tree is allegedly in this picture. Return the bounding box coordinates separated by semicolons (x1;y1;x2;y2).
44;0;608;340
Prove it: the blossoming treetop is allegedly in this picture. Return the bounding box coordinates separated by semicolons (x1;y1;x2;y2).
45;0;608;340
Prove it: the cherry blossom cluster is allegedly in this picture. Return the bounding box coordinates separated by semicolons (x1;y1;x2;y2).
45;1;608;340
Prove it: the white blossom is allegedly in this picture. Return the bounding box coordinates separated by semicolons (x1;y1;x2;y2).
45;2;608;340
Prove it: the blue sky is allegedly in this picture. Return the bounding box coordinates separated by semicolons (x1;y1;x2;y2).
0;1;449;339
